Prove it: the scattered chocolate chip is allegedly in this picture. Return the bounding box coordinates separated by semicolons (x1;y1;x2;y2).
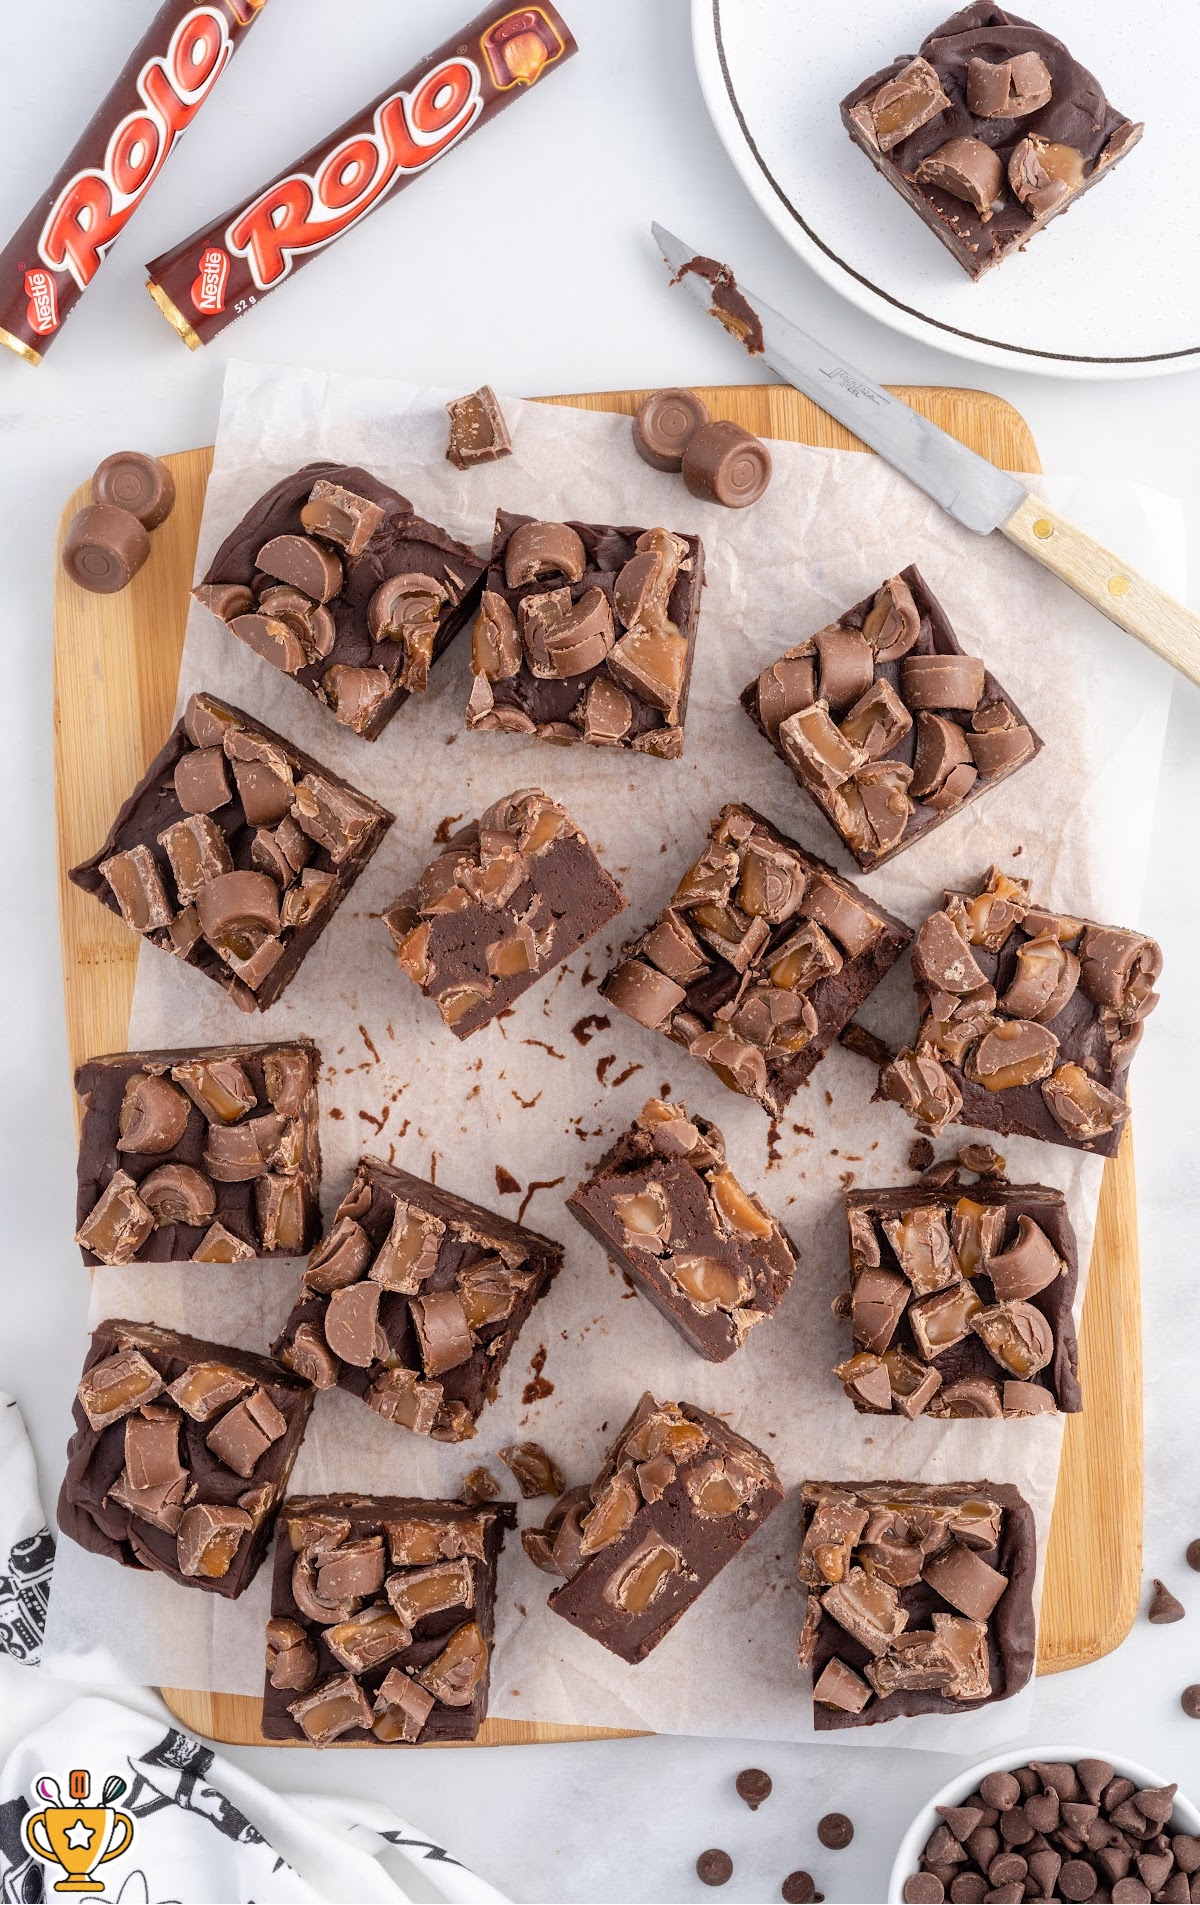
817;1812;853;1850
736;1767;773;1810
1149;1579;1186;1624
1187;1539;1200;1573
908;1137;936;1170
697;1849;733;1887
782;1872;818;1904
1181;1685;1200;1718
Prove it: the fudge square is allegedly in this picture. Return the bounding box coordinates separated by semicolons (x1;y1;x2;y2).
68;692;392;1014
841;5;1143;281
837;1174;1081;1420
742;566;1042;871
75;1040;321;1268
263;1494;514;1746
567;1096;798;1362
524;1395;782;1663
879;864;1162;1156
383;787;625;1040
601;802;911;1117
272;1156;563;1444
195;463;487;740
798;1479;1035;1729
58;1320;313;1600
467;510;705;758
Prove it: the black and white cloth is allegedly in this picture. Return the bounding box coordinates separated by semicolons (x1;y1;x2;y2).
0;1395;54;1667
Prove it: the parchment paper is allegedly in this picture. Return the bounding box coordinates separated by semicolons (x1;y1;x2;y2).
43;361;1179;1750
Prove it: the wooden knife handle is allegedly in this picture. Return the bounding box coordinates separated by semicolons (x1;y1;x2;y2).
1002;492;1200;690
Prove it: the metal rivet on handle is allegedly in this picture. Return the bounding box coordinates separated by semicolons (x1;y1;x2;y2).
1033;518;1054;539
1108;576;1130;597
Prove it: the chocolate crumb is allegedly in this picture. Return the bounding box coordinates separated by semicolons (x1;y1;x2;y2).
908;1137;935;1171
817;1812;853;1850
460;1466;501;1505
696;1849;733;1887
433;813;464;844
571;1013;611;1046
839;1022;893;1067
495;1166;521;1195
1149;1579;1186;1624
516;1175;564;1224
521;1344;554;1404
736;1767;772;1810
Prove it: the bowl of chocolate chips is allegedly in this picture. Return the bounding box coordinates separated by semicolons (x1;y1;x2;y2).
889;1748;1200;1904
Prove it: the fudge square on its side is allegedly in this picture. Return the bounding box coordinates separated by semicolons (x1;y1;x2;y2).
383;787;626;1040
742;565;1042;871
798;1479;1036;1728
879;864;1162;1156
524;1393;783;1663
58;1320;314;1600
841;5;1142;281
602;801;911;1118
263;1493;514;1745
467;510;705;759
272;1155;563;1443
68;692;393;1014
195;462;487;741
567;1096;798;1362
74;1040;321;1268
836;1174;1081;1420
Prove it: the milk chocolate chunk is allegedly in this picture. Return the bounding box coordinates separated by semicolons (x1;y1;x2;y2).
852;54;949;150
300;480;386;558
1009;135;1084;214
633;388;710;471
446;386;512;470
62;503;151;594
505;520;587;587
173;747;232;816
916;138;1003;218
681;421;772;509
273;1157;561;1441
499;1443;564;1499
967;51;1052;117
92;451;176;529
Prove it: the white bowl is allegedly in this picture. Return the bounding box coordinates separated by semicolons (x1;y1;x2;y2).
888;1744;1200;1904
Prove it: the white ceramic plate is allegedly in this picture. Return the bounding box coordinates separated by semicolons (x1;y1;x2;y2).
691;0;1199;378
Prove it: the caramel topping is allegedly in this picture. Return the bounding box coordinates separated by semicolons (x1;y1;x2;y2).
665;1253;750;1311
610;1540;682;1614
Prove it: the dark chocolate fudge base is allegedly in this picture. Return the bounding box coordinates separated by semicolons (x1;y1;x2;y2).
742;565;1042;871
841;5;1142;281
567;1097;797;1361
262;1494;514;1745
75;1041;321;1266
840;1179;1080;1416
468;509;705;758
59;1320;313;1600
272;1156;563;1442
68;693;393;1014
799;1479;1035;1728
199;464;487;741
602;802;911;1118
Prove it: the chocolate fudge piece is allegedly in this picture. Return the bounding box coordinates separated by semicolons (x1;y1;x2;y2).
836;1176;1080;1418
602;802;911;1117
272;1156;563;1443
567;1096;797;1362
383;788;625;1039
797;1479;1035;1729
58;1319;313;1599
879;865;1161;1156
75;1040;321;1267
262;1493;514;1745
68;692;392;1014
466;509;705;758
195;463;487;740
742;566;1042;871
526;1393;783;1663
841;5;1143;281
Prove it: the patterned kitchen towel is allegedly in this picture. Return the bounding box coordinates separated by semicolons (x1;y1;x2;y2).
1;1694;507;1902
0;1395;54;1667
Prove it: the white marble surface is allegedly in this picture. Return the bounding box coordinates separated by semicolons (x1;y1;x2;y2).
1;4;1198;1902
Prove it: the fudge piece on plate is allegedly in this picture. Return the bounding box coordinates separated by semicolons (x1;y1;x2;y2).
798;1479;1035;1728
602;802;911;1117
567;1096;798;1362
74;1040;321;1267
742;565;1042;870
262;1493;514;1745
272;1156;563;1444
58;1319;313;1599
466;509;705;759
195;462;487;740
879;864;1161;1156
525;1393;783;1663
68;692;392;1013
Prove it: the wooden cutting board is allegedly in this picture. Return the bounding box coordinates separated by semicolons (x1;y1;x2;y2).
53;383;1142;1750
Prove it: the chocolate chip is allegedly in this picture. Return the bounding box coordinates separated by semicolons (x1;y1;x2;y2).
980;1773;1022;1812
1186;1539;1200;1572
949;1877;986;1903
1111;1883;1151;1903
818;1812;853;1850
736;1768;772;1810
1059;1858;1099;1900
902;1878;945;1904
782;1873;818;1904
1149;1579;1186;1623
697;1850;733;1887
1077;1761;1115;1807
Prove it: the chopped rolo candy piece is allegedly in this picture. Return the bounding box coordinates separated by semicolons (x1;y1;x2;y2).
446;386;513;470
499;1442;564;1499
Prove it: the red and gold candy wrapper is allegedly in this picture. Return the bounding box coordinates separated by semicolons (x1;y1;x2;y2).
0;0;269;367
145;2;577;348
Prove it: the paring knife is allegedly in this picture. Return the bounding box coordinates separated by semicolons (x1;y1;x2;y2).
653;222;1200;691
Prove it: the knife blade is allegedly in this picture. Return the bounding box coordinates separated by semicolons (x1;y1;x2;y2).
653;222;1200;690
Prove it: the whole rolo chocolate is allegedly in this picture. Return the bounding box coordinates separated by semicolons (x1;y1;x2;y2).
682;420;773;509
632;387;709;472
62;503;151;594
92;451;176;529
